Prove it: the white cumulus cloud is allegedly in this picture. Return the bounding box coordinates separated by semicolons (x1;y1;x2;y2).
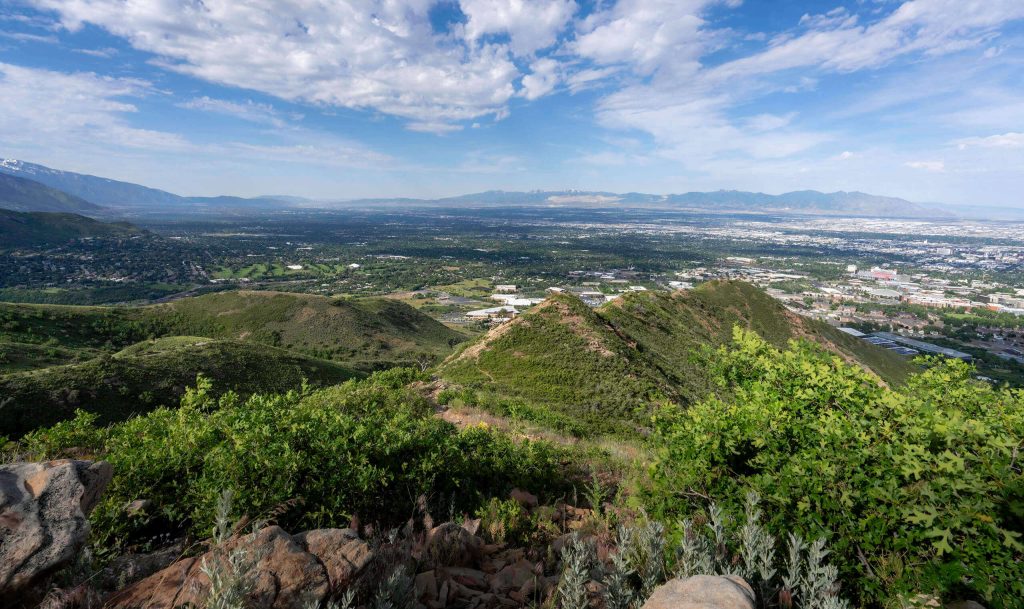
460;0;576;56
30;0;521;131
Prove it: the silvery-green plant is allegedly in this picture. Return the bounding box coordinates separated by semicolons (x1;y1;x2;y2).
624;521;665;600
600;538;635;609
781;532;806;603
302;588;356;609
674;518;713;579
706;503;738;576
371;565;414;609
557;533;594;609
740;492;777;594
799;538;848;609
558;502;849;609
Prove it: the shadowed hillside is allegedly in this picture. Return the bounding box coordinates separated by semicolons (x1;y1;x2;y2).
438;281;914;434
0;336;362;437
0;172;103;214
0;209;138;249
149;291;466;370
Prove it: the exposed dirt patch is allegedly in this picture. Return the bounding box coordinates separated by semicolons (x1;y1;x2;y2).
446;318;518;363
295;306;316;323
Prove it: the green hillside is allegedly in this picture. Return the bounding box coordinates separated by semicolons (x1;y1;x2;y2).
0;336;361;437
439;281;914;434
0;290;466;373
439;293;671;433
0;172;103;214
600;280;913;389
0;208;139;249
148;291;466;369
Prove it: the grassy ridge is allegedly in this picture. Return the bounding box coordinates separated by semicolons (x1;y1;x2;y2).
602;281;913;388
149;291;465;370
0;290;466;372
0;336;361;437
439;281;914;433
440;294;669;432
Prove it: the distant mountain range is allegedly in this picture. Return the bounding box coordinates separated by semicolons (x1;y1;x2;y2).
337;189;958;219
1;157;1018;220
0;159;294;213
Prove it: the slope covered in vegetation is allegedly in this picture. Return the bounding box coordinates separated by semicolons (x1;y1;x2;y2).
0;336;361;436
149;291;466;369
0;290;466;373
17;369;580;553
15;335;1021;608
439;281;914;434
0;208;138;249
0;172;103;214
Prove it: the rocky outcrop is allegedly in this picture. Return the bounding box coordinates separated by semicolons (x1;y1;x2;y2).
294;528;372;592
642;575;756;609
0;459;112;599
105;526;371;609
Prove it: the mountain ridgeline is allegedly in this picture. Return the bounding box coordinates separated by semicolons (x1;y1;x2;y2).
0;159;299;213
1;158;961;219
438;281;913;435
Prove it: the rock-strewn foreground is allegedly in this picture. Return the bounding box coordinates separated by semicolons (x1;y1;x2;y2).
105;526;368;609
1;459;984;609
0;459;765;609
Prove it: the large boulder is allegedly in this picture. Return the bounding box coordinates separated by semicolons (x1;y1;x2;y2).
424;522;485;568
105;526;373;609
642;576;755;609
0;459;112;598
294;528;372;592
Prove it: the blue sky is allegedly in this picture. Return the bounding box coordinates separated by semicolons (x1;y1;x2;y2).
1;0;1023;206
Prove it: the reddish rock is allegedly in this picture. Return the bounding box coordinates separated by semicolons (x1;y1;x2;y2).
490;559;536;594
509;488;538;509
415;569;438;602
105;526;330;609
295;528;371;591
426;522;484;567
443;566;488;590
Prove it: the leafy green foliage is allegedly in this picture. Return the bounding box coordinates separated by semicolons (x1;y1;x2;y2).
23;371;579;554
644;327;1024;607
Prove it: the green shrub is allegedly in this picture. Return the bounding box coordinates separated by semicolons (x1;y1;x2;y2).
644;327;1024;607
23;373;579;554
20;409;108;458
